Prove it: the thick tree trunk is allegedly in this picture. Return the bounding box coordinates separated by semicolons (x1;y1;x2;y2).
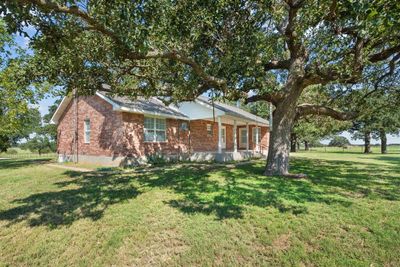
265;91;301;176
380;129;387;154
290;133;297;152
364;131;371;154
304;141;309;151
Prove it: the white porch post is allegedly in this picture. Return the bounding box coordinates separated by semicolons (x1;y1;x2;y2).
256;122;259;152
246;122;249;152
233;120;237;152
218;116;222;153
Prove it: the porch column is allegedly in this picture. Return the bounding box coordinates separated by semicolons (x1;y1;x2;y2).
233;120;237;152
256;122;259;152
218;116;222;153
246;122;249;152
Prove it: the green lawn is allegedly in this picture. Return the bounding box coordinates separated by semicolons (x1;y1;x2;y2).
0;152;399;266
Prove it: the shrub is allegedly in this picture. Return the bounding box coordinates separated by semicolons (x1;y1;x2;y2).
5;148;18;155
147;153;167;165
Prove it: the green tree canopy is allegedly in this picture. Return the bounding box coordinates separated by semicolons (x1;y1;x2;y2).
2;0;400;175
328;136;351;147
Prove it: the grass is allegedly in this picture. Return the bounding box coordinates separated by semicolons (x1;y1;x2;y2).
0;151;399;266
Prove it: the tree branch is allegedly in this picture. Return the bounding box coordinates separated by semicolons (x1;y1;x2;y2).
283;0;305;59
264;59;290;71
18;0;228;94
369;44;400;62
245;93;282;106
296;104;357;120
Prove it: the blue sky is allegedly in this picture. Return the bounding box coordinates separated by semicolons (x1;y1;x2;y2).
12;28;400;145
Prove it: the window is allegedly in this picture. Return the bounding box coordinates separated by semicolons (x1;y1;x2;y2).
252;127;261;143
144;117;166;142
207;124;212;136
84;119;91;143
240;128;247;146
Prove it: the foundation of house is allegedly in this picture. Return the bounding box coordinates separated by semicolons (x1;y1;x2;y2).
57;150;267;167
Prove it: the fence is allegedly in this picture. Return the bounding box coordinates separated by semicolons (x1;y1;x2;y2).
301;145;400;154
0;152;57;159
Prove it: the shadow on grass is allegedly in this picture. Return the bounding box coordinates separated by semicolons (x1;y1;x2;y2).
136;163;353;220
292;158;400;201
0;171;140;228
0;155;399;227
0;158;53;170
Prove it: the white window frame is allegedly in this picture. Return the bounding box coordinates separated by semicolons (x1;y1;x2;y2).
206;124;213;136
252;127;261;143
84;119;91;144
239;128;247;148
144;116;167;142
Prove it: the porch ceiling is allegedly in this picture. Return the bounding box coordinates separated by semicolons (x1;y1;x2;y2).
199;115;268;126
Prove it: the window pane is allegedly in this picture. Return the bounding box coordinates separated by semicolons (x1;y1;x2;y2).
156;118;166;130
241;129;247;143
144;130;155;141
144;117;154;129
84;120;90;131
156;130;166;141
253;128;261;142
85;132;90;143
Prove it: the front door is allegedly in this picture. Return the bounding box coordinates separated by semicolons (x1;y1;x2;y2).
221;126;226;149
239;128;247;149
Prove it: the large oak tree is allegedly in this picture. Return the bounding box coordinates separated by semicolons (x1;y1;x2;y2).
2;0;400;175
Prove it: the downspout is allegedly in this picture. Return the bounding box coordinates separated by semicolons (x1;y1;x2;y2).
188;119;191;161
74;88;78;163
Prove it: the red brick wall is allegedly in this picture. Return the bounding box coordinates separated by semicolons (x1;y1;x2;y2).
57;95;270;158
117;113;189;157
57;96;123;157
57;96;190;158
188;120;236;152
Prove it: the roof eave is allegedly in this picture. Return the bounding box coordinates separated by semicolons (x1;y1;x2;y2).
50;96;72;125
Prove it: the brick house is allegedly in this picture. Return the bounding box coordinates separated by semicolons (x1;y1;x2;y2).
51;91;270;166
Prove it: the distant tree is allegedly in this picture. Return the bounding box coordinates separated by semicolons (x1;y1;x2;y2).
3;0;400;176
0;19;47;151
292;116;350;152
21;100;60;154
23;133;55;155
328;136;350;147
42;98;62;141
350;88;400;154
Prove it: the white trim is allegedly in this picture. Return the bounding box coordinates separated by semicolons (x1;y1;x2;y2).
253;126;261;152
218;116;222;153
246;123;249;151
143;116;167;143
84;119;91;144
233;120;237;152
194;99;226;116
50;96;72;124
95;92;121;110
221;125;226;149
239;128;248;149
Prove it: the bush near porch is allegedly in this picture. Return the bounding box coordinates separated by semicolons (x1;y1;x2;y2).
0;151;399;266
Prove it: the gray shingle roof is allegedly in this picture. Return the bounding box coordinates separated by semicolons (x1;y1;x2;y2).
97;91;189;119
98;91;269;125
196;96;269;125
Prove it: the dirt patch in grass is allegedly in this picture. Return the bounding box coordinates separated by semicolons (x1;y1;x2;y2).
118;228;188;266
272;232;291;252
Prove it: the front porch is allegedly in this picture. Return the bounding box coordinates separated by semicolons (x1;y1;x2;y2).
190;115;269;162
190;150;266;162
178;97;270;162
